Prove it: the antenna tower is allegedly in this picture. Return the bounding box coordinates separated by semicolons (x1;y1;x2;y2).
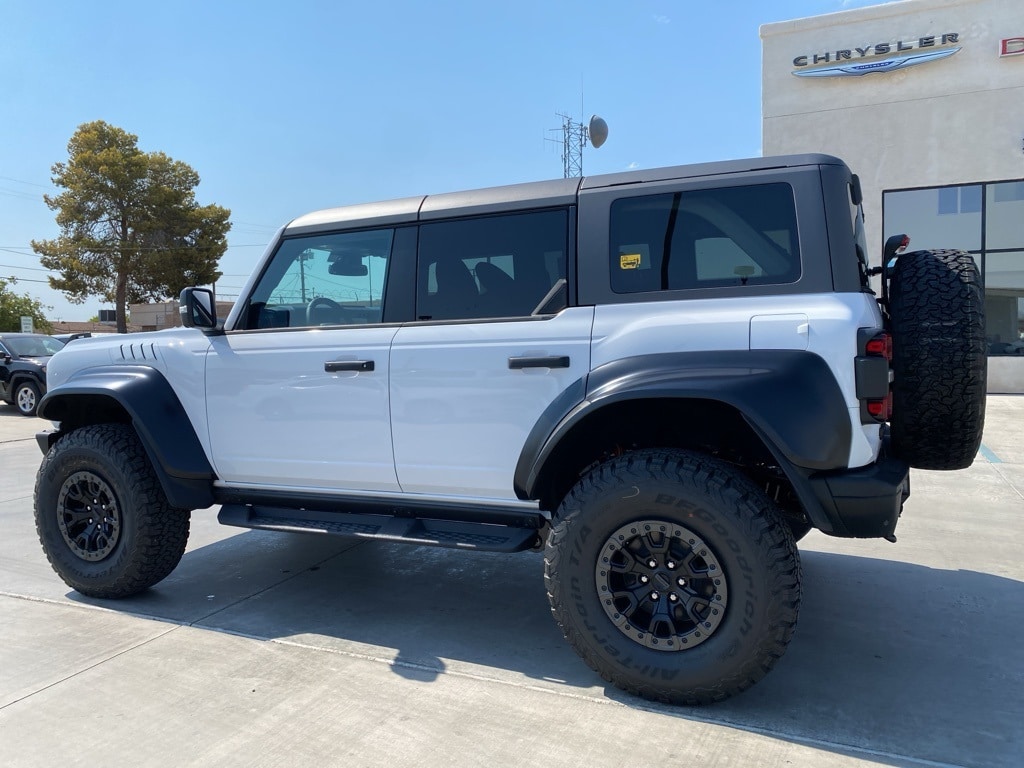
557;113;587;178
548;112;608;179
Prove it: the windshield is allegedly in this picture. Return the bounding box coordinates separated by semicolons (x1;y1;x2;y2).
7;336;65;357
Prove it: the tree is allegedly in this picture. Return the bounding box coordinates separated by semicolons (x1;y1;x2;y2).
31;121;231;333
0;277;53;333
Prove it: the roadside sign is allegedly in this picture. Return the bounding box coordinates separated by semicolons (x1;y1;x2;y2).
20;316;33;334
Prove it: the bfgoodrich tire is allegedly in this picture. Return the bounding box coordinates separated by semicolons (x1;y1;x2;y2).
544;449;801;705
34;424;190;598
888;249;986;470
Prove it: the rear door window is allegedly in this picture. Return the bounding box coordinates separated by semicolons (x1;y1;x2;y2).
416;209;568;321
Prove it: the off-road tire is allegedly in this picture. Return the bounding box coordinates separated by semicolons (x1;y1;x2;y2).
888;249;986;470
34;424;190;598
14;380;41;417
544;449;801;705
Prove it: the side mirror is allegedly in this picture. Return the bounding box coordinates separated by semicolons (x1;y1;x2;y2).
179;287;221;334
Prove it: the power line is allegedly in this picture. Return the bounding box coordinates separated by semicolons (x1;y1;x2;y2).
0;189;46;202
0;175;54;189
0;243;266;254
0;263;50;272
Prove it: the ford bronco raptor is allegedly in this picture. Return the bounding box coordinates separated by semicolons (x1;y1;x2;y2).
33;154;985;704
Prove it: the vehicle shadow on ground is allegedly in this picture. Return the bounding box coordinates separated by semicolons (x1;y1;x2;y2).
69;531;1023;768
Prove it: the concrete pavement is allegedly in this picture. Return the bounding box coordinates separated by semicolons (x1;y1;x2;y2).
1;398;1021;767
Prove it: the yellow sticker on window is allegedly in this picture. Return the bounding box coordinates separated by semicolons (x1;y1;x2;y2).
620;253;641;270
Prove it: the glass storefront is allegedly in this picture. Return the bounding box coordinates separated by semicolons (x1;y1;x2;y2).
884;181;1024;356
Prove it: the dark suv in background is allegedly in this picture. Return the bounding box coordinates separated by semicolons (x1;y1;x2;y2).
0;333;65;416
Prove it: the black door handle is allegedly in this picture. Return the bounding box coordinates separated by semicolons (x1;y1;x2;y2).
508;355;570;370
325;360;375;372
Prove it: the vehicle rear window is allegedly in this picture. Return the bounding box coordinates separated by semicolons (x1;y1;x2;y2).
609;183;801;294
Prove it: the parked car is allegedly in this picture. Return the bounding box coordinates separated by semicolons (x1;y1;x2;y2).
0;333;65;416
32;154;985;704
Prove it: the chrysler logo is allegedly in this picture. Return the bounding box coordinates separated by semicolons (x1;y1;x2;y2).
793;47;961;78
793;33;961;78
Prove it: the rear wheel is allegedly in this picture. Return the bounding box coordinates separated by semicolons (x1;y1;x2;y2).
35;424;190;598
888;249;986;470
544;449;801;705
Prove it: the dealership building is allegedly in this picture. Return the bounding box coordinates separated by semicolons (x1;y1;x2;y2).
761;0;1024;392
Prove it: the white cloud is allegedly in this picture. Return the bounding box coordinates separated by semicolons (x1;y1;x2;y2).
627;162;639;169
653;14;670;24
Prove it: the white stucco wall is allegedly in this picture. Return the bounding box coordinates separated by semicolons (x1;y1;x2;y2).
761;0;1024;393
762;0;1024;250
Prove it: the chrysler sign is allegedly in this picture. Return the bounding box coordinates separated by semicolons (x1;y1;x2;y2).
793;33;961;77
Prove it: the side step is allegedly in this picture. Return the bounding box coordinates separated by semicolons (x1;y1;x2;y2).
218;504;544;553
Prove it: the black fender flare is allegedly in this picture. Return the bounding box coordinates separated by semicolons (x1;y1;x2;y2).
37;365;215;509
514;350;852;508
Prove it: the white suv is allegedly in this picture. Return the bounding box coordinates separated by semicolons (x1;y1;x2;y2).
32;154;985;704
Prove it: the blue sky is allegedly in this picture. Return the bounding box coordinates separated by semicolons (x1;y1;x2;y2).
0;0;892;320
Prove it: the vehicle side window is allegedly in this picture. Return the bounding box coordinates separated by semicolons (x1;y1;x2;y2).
416;209;568;321
242;229;393;329
609;183;801;294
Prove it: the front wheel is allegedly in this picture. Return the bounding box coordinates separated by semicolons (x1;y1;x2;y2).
34;424;190;598
544;449;801;705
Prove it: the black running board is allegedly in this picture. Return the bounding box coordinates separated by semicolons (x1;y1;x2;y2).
218;504;543;553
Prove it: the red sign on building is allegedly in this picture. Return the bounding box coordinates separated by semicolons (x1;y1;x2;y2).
1000;38;1024;57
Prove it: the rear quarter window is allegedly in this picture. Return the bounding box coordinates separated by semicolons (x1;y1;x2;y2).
609;183;801;294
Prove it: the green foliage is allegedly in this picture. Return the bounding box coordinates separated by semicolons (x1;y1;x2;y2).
31;121;231;333
0;278;53;333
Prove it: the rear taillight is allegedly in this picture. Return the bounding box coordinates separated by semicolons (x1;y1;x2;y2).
860;331;893;423
865;333;892;361
866;394;893;420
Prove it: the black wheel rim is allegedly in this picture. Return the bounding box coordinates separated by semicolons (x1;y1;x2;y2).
57;471;122;562
595;520;728;652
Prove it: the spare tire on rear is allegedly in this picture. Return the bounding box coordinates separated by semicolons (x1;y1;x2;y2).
888;249;986;470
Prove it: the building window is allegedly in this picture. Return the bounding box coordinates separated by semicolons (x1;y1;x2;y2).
884;186;982;252
885;181;1024;356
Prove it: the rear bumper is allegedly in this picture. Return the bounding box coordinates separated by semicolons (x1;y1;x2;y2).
809;454;910;538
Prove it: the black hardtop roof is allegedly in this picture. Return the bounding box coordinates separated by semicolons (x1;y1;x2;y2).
284;153;846;235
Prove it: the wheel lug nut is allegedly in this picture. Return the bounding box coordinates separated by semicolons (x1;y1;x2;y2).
666;561;676;569
650;592;660;601
669;594;678;602
639;575;649;584
648;560;657;568
677;578;686;587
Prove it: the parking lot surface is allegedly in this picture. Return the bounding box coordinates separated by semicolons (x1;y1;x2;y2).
1;398;1021;767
